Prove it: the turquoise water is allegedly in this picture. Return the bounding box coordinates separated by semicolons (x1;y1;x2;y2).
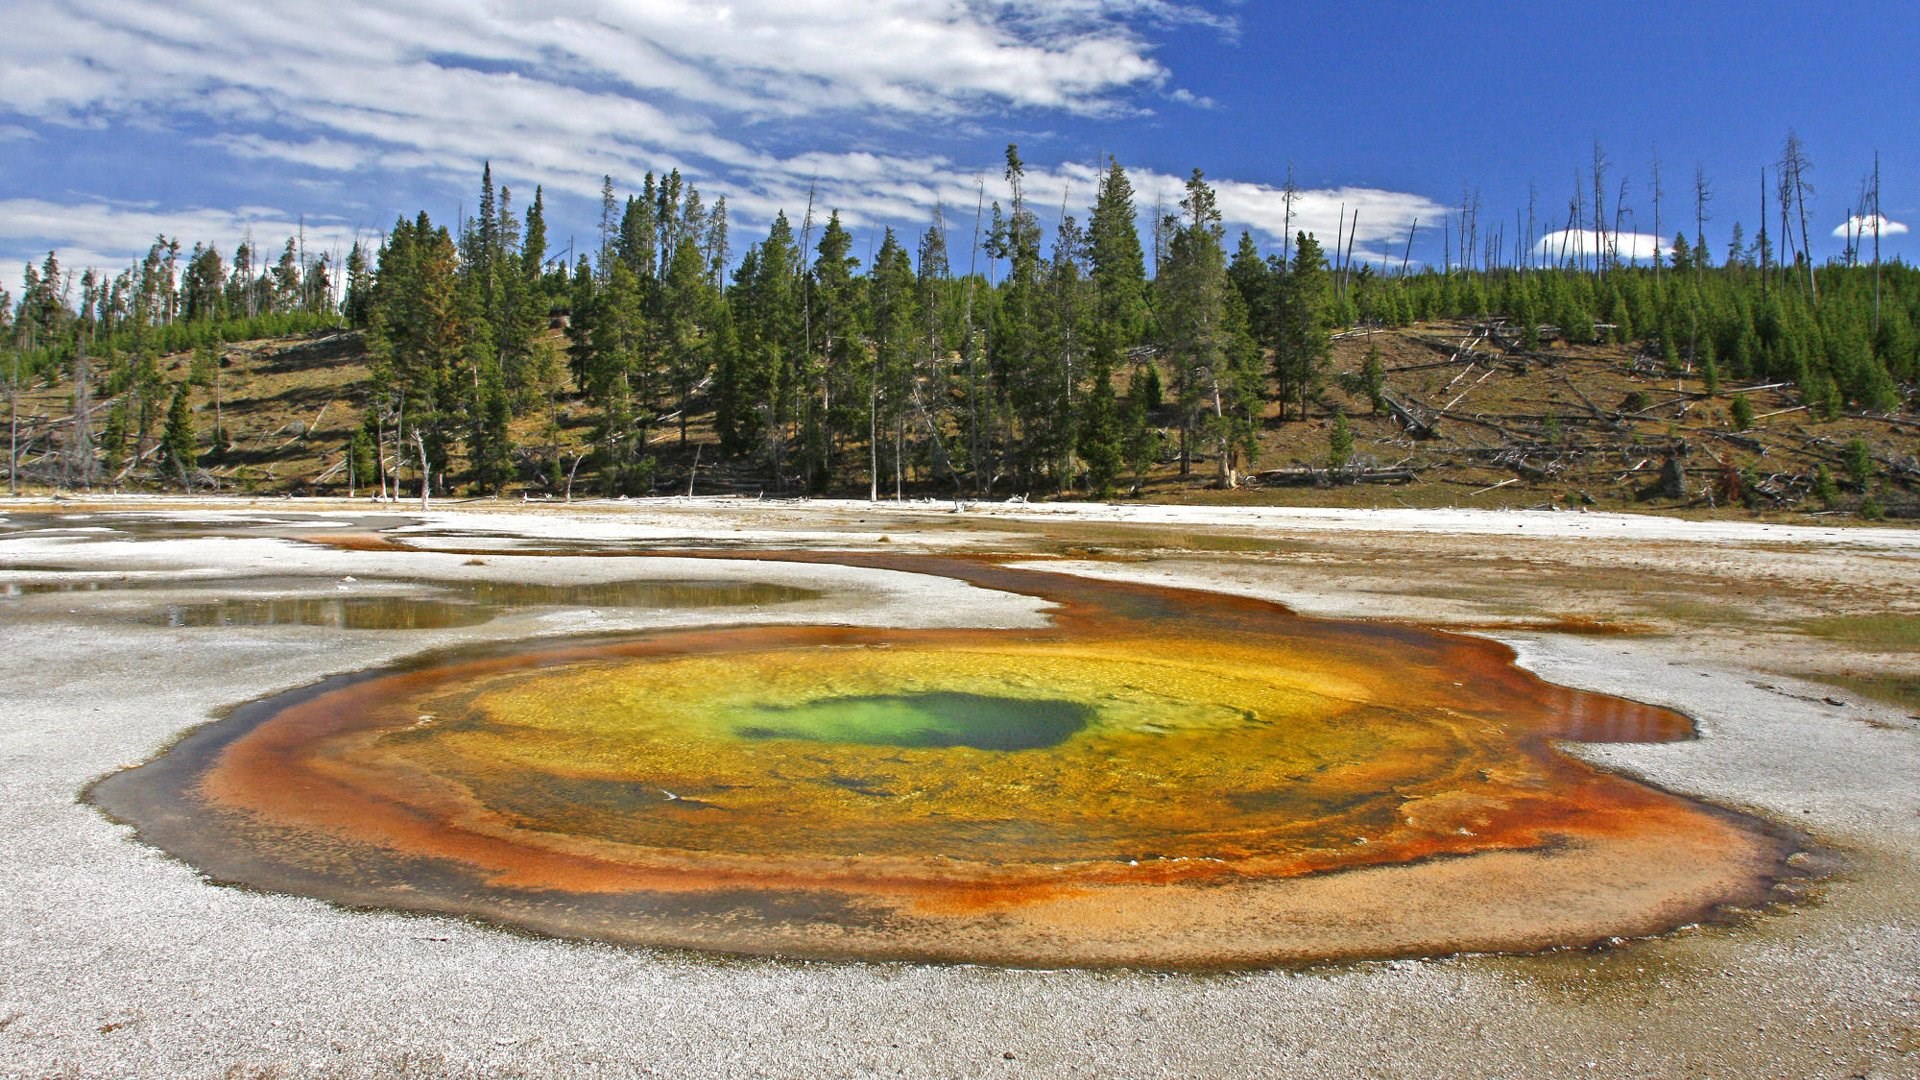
733;692;1093;751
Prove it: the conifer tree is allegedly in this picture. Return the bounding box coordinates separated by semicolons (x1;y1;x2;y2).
869;228;919;499
1087;158;1150;347
1327;410;1353;471
1078;335;1124;498
660;234;715;446
161;382;196;490
348;427;375;497
985;145;1046;491
1273;231;1332;421
809;210;862;488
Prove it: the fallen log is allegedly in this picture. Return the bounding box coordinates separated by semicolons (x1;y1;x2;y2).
1249;466;1418;486
1381;390;1441;439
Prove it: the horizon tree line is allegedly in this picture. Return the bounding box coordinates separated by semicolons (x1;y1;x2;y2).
6;133;1916;498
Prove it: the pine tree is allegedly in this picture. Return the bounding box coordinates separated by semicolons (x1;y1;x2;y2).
1078;335;1123;497
1273;231;1332;421
99;402;128;478
1327;410;1353;471
161;382;196;489
367;212;468;487
348;427;375;497
1156;170;1228;478
1087;158;1151;347
659;234;714;446
809;210;863;489
583;261;647;492
1730;392;1754;430
985;145;1045;491
869;228;920;499
1360;343;1387;414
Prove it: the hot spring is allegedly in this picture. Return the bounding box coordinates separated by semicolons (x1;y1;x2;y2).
88;555;1791;968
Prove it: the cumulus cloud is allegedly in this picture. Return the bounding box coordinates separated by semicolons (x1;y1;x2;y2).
1534;229;1669;265
1831;213;1909;238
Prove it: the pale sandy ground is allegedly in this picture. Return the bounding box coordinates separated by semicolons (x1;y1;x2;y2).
2;496;1918;1079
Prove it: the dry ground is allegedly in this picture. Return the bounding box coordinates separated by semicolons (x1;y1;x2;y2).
10;321;1917;519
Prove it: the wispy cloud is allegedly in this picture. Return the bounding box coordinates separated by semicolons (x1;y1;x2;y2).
0;198;367;282
1831;213;1909;238
0;0;1453;285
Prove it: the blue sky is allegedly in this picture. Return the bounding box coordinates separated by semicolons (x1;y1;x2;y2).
3;0;1915;296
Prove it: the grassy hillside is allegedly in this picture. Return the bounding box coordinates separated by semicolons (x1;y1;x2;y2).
7;320;1912;519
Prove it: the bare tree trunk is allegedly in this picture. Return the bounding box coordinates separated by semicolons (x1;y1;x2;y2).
1343;208;1359;297
1333;203;1346;286
1651;154;1663;281
1280;164;1296;265
1758;169;1771;293
565;452;585;502
7;347;17;497
413;430;430;511
1211;377;1233;489
1591;140;1608;277
1873;151;1883;332
68;347;95;490
1693;165;1712;279
1786;135;1818;302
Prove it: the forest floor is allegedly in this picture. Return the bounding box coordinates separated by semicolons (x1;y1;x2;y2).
6;320;1917;519
1;499;1916;1076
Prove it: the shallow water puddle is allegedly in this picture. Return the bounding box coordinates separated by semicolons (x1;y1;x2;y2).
1;573;819;628
89;554;1796;969
146;578;818;629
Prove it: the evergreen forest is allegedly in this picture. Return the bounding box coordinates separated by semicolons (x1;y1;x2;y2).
6;143;1917;514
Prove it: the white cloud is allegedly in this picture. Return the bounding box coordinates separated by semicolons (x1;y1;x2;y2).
1831;213;1909;238
1534;229;1669;265
1;1;1194;132
0;198;368;292
0;0;1455;285
0;1;1238;210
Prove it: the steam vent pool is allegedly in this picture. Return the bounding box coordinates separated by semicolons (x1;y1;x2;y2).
90;555;1794;969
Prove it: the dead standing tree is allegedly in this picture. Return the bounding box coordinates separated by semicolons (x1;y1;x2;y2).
1781;131;1817;302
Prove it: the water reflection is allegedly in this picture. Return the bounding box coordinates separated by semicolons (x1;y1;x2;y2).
154;596;493;630
0;574;821;629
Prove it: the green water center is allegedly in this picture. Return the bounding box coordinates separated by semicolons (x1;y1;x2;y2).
733;691;1093;751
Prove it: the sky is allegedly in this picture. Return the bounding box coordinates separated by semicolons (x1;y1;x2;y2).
3;0;1917;297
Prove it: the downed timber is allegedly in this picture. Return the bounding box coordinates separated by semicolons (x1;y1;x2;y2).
1381;390;1441;439
1844;411;1920;433
1555;374;1614;424
1481;322;1564;363
1249;466;1419;486
1429;409;1520;437
1384;355;1482;374
1709;430;1768;453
